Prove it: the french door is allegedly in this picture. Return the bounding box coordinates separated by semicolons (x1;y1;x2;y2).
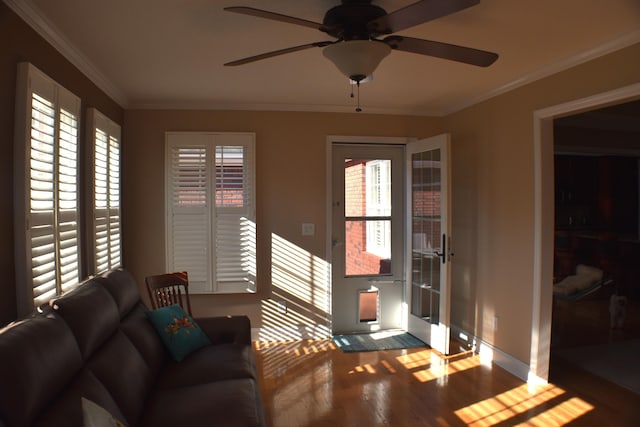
331;144;405;334
406;134;452;355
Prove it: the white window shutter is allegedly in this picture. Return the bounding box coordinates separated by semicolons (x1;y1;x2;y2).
14;63;81;315
166;132;256;294
94;126;110;272
166;137;212;293
88;108;121;274
56;106;80;293
108;134;121;267
28;92;58;306
214;139;256;293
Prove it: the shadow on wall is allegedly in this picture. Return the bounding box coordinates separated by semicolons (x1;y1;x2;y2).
259;233;331;341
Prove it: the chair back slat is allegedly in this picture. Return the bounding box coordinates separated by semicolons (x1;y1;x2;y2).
145;271;192;316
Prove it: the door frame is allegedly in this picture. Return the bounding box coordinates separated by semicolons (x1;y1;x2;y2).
531;82;640;384
326;136;415;333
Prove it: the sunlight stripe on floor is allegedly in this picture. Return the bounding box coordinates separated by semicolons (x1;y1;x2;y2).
454;384;565;426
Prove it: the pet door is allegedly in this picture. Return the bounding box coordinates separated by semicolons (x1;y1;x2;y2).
358;289;379;323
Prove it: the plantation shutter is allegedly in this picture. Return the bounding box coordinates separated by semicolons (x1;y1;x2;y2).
214;137;257;293
108;134;121;266
166;134;212;292
56;103;80;293
29;90;58;305
89;108;121;274
166;132;256;294
14;63;81;315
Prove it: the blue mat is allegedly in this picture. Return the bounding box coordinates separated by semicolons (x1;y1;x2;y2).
332;331;427;353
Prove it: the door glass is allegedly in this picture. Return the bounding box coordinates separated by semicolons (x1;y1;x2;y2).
344;158;392;276
410;149;442;324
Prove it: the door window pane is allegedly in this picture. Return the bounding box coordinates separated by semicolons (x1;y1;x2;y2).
344;158;392;276
410;149;442;324
345;219;392;275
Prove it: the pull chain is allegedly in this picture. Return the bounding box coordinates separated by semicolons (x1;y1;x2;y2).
355;81;362;112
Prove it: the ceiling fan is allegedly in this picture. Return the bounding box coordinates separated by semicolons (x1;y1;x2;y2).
224;0;499;82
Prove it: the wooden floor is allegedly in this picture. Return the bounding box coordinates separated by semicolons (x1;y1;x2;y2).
254;339;640;427
551;297;640;350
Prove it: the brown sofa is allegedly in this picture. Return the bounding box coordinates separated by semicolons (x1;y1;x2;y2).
0;268;266;427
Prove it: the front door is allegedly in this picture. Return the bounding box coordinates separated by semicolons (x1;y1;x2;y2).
331;144;405;334
406;134;452;355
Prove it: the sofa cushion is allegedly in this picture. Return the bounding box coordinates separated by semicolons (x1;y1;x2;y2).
120;304;167;376
146;304;211;362
33;369;126;427
51;281;121;359
0;312;83;427
98;268;141;318
87;330;154;426
195;315;251;345
156;343;256;389
143;379;265;427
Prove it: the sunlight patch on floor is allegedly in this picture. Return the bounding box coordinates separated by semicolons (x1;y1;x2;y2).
454;383;593;426
394;348;434;370
394;348;480;379
369;329;406;340
513;397;594;426
413;355;481;383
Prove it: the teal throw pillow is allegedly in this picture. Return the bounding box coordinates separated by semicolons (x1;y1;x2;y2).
146;304;211;362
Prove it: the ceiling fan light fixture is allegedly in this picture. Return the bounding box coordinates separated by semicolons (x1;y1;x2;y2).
350;74;373;84
323;40;391;82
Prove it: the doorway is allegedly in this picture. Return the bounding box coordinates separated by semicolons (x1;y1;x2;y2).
531;83;640;383
549;99;640;394
329;135;453;355
331;143;405;334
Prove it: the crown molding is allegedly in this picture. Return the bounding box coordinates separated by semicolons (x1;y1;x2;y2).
443;29;640;116
4;0;129;107
127;101;440;117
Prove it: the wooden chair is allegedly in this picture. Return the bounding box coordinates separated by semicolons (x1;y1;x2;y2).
145;271;192;316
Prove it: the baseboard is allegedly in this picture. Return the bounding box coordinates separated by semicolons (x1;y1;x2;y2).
451;325;532;383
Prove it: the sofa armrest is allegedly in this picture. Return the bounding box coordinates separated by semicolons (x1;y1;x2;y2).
195;315;251;345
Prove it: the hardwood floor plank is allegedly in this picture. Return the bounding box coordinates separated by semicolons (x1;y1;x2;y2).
254;340;639;427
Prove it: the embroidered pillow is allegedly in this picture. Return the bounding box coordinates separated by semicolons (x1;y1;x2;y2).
146;304;211;362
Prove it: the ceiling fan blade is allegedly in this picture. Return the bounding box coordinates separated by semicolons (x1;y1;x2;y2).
369;0;480;34
224;41;333;66
224;6;323;31
384;35;498;67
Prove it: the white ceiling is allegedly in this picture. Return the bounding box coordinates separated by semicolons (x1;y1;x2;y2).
9;0;640;115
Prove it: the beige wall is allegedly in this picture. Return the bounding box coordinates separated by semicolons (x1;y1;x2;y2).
122;110;442;335
446;43;640;363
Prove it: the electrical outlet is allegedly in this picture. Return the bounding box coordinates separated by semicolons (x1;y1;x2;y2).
301;223;315;236
493;315;499;331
